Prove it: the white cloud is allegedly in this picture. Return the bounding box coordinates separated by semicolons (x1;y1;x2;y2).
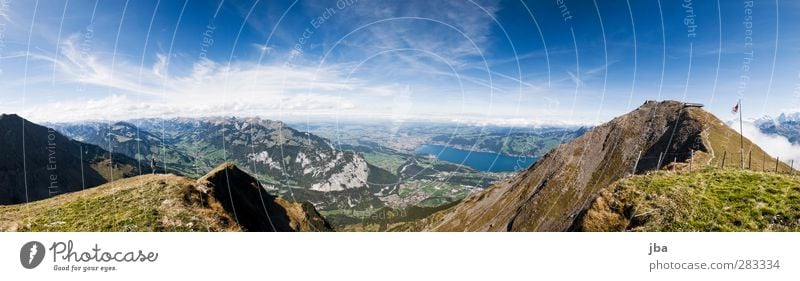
152;53;167;78
738;121;800;167
22;93;356;123
566;71;583;87
20;35;373;122
251;43;273;56
18;30;548;124
448;117;595;128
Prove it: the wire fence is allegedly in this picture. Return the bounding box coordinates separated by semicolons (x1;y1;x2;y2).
632;149;797;176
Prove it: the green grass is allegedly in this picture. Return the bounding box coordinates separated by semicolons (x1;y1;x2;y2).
319;209;376;218
0;175;238;232
605;168;800;231
363;152;405;174
692;109;793;172
396;180;473;201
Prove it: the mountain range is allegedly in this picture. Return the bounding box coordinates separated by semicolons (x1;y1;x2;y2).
51;117;386;191
49;121;196;176
756;113;800;145
0;114;143;205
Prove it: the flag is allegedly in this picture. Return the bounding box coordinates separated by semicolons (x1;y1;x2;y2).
731;101;740;115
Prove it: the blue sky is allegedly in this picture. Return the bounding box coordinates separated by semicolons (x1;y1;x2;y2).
1;0;799;125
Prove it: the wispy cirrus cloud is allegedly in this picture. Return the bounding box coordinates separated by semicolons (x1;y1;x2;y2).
19;34;386;122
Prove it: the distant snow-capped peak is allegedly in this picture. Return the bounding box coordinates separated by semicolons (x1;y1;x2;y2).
754;112;800;127
777;112;800;123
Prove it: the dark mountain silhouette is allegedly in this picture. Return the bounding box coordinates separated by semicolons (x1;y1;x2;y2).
197;163;332;231
0;114;143;205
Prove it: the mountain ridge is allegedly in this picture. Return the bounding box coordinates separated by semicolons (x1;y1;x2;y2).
408;100;795;231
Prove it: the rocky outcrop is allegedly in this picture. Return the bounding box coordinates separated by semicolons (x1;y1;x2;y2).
197;163;333;232
310;153;369;192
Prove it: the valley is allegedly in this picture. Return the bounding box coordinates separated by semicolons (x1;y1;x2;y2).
287;121;584;227
45;117;583;229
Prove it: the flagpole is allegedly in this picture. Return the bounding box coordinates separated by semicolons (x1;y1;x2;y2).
739;99;744;169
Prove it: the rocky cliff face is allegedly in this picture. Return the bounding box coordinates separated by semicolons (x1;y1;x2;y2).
417;100;791;231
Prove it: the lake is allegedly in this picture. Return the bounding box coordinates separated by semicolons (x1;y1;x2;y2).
415;144;537;172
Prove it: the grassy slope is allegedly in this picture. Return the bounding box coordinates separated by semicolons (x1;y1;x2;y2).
0;174;239;232
580;168;800;232
692;109;793;172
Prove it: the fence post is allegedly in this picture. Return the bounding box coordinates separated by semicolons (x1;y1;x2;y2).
632;150;642;175
721;151;727;168
775;157;780;173
689;150;694;171
740;149;744;169
791;160;795;175
748;150;752;170
763;153;767;172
